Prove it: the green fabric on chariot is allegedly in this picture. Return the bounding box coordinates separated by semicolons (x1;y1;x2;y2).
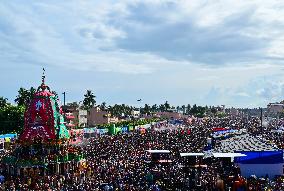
50;96;60;133
68;153;84;161
59;115;70;139
50;96;70;139
16;159;47;167
2;156;17;164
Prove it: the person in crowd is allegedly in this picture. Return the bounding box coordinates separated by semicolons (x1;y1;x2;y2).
1;115;284;190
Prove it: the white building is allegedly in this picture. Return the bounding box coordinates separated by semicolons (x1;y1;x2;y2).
78;109;88;127
131;110;140;118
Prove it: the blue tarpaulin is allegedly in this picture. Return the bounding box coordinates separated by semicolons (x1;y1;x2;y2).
212;130;237;136
0;134;17;139
234;151;283;164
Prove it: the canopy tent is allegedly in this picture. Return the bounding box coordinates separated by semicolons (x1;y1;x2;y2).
83;127;97;138
180;153;204;157
212;153;247;166
180;153;204;167
96;128;108;135
0;134;17;139
146;150;170;154
83;127;97;134
212;153;246;158
234;151;283;164
146;150;171;163
271;129;284;133
234;151;283;178
212;129;237;135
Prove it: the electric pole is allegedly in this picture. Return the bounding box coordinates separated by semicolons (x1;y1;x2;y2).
62;92;66;106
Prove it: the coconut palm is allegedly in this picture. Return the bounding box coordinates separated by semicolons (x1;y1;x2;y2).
164;101;170;111
82;90;96;110
100;102;107;111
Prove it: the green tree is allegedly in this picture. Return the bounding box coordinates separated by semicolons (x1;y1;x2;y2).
143;104;151;115
67;102;79;108
0;104;25;134
181;105;186;114
211;107;218;115
0;97;9;108
176;106;180;112
190;104;206;118
164;101;170;111
151;104;158;113
100;102;107;111
82;90;96;110
159;104;166;112
217;112;226;118
186;104;191;114
15;87;36;107
108;104;134;118
190;104;198;115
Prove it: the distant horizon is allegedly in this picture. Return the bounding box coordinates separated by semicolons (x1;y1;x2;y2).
2;84;272;110
1;1;284;108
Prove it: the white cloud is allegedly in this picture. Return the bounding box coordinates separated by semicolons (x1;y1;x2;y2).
1;0;284;107
236;92;250;97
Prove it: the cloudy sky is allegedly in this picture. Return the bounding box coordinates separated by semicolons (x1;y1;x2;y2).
1;0;284;108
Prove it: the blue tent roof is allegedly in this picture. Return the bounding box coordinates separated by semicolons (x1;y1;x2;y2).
235;151;283;164
0;134;17;139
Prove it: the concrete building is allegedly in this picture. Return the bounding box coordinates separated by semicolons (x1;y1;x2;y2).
62;105;78;128
131;110;140;118
267;103;284;117
87;107;119;126
229;108;239;116
78;110;88;127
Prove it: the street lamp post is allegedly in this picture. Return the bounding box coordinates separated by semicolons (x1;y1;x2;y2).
137;99;142;118
62;92;66;106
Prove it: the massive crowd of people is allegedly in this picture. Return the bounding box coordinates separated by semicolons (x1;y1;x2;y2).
1;115;284;190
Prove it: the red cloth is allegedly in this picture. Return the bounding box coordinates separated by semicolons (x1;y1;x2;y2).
187;130;191;135
212;127;227;132
20;94;56;141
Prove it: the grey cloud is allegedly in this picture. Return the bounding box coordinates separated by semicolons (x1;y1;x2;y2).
109;4;269;65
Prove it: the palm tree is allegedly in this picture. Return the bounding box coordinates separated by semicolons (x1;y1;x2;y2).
164;101;170;111
143;104;151;115
100;102;107;111
186;104;191;114
82;90;96;110
151;104;158;113
159;104;166;112
181;105;186;114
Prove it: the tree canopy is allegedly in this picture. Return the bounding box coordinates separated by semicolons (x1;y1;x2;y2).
14;87;36;107
82;90;96;110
